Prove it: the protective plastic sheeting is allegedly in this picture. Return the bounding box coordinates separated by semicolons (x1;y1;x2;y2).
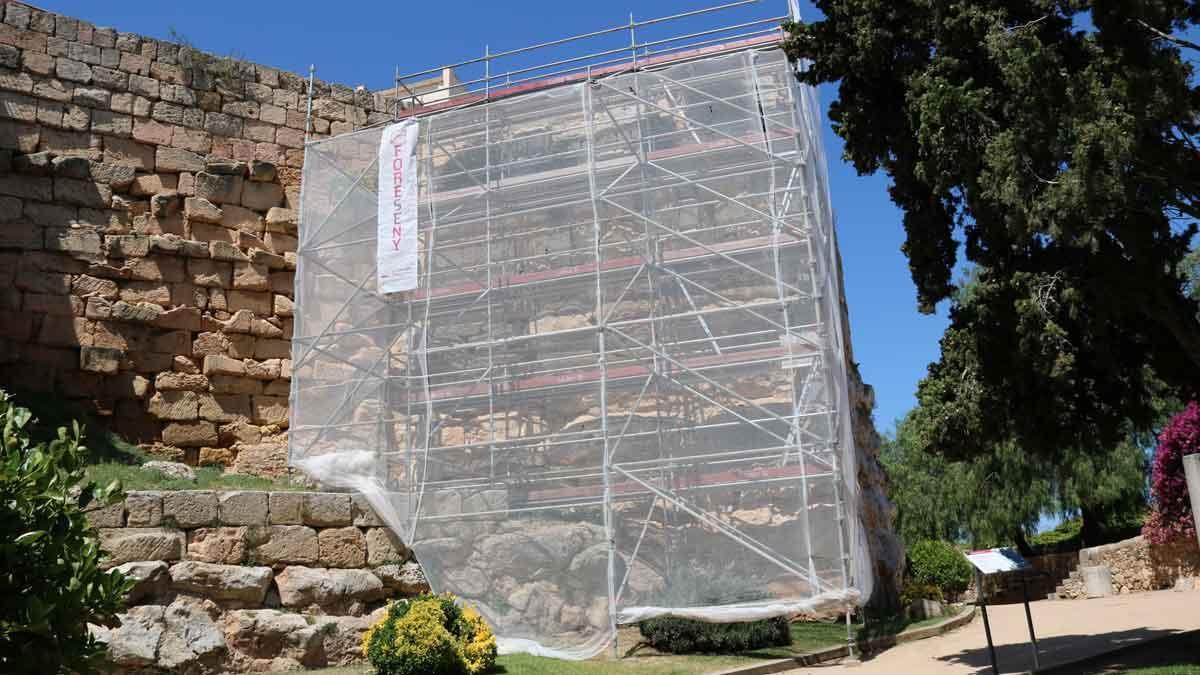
292;46;871;660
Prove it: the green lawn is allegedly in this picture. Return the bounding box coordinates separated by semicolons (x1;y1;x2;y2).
1115;668;1200;674
85;461;304;492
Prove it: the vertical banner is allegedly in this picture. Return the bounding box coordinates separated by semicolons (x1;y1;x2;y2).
377;120;420;294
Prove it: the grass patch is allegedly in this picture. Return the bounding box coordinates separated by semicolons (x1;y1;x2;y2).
1113;662;1200;667
6;389;147;465
85;462;303;492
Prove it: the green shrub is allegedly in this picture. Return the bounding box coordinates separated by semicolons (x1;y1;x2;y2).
638;616;791;654
907;540;972;599
900;581;944;607
0;391;133;673
363;593;496;675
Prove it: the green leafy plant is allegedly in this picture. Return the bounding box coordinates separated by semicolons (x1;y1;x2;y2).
638;615;791;655
363;593;497;675
0;391;133;673
900;582;944;607
906;541;972;601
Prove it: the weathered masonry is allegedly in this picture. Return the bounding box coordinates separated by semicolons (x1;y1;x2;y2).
0;1;419;467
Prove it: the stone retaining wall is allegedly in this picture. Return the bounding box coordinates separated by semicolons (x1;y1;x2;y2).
88;489;428;672
1056;535;1200;599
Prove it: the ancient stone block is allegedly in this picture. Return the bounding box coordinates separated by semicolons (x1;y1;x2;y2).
217;491;269;526
157;145;204;171
99;527;185;567
269;492;303;525
209;375;261;395
154;372;209;392
72;274;119;299
274;566;384;610
219;204;261;235
169;560;272;604
198;393;251;424
55;57;92;83
80;345;122;373
125;490;163;527
231;261;269;291
301;493;351;528
195;171;243;204
374;561;430;595
228;289;270;316
251;395;288;426
254;338;290;360
103;137;154;170
54;178;111;208
209;239;247;262
161;490;218;528
184;262;228;293
86;501;126;528
147;386;199;417
132;118;172;146
185;527;249;565
351;494;384;527
366;527;409;567
318;527;367;569
161;421;218;448
253;525;319;567
203;354;246;377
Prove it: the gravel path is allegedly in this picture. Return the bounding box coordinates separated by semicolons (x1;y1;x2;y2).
782;590;1200;674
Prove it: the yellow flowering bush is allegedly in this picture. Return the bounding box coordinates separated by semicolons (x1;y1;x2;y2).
363;593;497;675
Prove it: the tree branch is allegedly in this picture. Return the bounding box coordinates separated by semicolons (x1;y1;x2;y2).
1138;19;1200;54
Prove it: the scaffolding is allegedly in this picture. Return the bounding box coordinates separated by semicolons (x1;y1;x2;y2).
292;1;870;660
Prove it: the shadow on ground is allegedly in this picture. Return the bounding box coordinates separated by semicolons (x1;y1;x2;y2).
931;626;1181;674
1044;629;1200;674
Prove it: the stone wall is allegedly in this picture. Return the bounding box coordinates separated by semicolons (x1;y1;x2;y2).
87;489;428;672
1056;535;1200;599
0;0;394;466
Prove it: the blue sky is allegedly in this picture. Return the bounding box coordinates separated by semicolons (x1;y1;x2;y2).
43;0;948;433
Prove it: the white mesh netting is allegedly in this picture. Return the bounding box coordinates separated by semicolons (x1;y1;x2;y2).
291;46;872;660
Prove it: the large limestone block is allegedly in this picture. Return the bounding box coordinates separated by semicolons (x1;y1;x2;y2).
301;492;351;527
110;560;170;604
169;560;273;604
253;525;319;566
187;527;249;565
219;490;269;526
268;492;303;524
374;561;430;595
94;605;165;667
274;566;385;610
365;527;408;567
124;491;163;527
157;597;227;670
222;609;323;665
162;490;218;528
318;526;367;568
99;527;185;567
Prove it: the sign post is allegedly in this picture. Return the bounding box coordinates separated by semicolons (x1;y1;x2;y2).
965;547;1040;674
1185;454;1200;549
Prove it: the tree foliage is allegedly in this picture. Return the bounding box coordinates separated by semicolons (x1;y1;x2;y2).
883;404;1147;551
784;1;1200;463
1143;401;1200;544
0;391;132;673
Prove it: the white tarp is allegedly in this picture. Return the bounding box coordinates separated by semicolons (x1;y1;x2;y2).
377;120;420;293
